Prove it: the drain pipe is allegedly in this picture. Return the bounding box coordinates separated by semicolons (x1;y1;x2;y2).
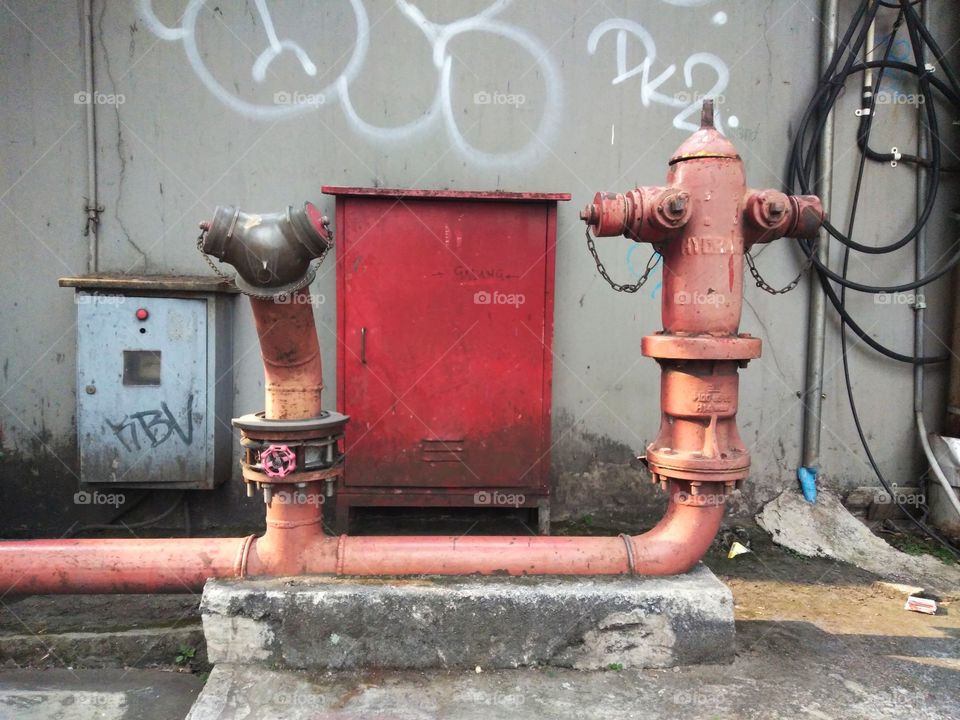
81;0;100;271
799;0;839;502
0;104;817;593
914;0;960;521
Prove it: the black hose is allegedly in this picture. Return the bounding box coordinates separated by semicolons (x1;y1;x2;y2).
787;0;958;364
837;6;958;557
798;0;960;558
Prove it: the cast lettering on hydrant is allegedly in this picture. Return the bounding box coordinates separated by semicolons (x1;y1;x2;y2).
582;100;824;505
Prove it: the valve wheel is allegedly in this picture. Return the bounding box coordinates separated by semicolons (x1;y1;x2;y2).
260;444;297;478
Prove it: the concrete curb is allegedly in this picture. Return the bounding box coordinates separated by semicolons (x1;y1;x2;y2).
201;565;734;670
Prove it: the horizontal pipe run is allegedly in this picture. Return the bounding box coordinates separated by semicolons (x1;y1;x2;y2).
0;491;723;594
0;537;252;594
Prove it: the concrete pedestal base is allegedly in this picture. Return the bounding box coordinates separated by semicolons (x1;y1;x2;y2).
200;565;734;671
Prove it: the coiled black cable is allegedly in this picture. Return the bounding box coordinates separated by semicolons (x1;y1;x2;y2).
835;2;958;558
786;0;957;363
786;0;959;557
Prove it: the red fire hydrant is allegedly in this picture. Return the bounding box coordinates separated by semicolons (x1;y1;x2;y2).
582;100;823;505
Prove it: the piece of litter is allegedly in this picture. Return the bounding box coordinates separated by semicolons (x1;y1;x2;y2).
728;541;752;558
475;665;482;674
904;596;937;615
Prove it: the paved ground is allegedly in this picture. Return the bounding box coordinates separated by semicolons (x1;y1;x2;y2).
0;669;202;720
0;517;957;719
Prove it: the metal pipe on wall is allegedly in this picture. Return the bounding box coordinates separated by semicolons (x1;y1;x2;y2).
799;0;839;501
81;0;99;272
915;1;960;523
914;0;928;431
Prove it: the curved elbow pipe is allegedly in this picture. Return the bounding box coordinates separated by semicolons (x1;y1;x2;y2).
329;486;723;577
200;202;331;297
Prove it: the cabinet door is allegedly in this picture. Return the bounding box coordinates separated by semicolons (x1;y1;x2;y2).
340;198;550;489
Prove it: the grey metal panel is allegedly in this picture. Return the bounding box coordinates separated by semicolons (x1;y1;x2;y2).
210;294;236;488
77;293;209;487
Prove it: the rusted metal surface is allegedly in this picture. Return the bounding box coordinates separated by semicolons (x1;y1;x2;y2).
641;333;761;360
59;274;239;294
582;100;824;498
0;114;819;593
250;292;325;420
322;186;571;202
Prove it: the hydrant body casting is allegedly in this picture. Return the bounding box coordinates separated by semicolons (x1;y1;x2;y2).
581;101;824;502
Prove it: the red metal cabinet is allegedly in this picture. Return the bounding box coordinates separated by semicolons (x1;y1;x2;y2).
325;187;569;532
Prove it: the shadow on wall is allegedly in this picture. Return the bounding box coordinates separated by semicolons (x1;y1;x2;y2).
3;406;783;539
550;409;764;531
550;409;667;531
0;440;263;540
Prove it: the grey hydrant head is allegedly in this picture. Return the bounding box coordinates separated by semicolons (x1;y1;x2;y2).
200;202;331;297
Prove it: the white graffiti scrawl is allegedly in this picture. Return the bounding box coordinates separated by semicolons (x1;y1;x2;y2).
139;0;562;169
587;16;732;133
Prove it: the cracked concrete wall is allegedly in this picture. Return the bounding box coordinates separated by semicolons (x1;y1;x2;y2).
1;0;958;537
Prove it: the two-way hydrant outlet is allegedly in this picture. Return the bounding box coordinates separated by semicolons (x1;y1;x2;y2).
583;100;824;503
199;201;331;297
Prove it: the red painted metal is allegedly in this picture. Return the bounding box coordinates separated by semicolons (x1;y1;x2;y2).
250;292;324;420
0;480;723;592
0;537;252;594
327;187;565;529
320;186;570;202
336;487;723;575
0;108;814;594
581;101;823;498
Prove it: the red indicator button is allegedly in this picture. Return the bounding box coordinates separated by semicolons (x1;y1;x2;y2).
135;308;149;321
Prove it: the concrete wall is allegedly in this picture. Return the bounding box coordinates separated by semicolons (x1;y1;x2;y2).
1;0;957;536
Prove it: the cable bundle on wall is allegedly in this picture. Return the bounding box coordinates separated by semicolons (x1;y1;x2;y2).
785;0;960;556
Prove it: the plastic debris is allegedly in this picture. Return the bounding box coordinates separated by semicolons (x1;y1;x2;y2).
727;541;752;559
904;596;938;615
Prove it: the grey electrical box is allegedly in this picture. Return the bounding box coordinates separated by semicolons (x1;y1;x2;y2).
62;275;237;490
